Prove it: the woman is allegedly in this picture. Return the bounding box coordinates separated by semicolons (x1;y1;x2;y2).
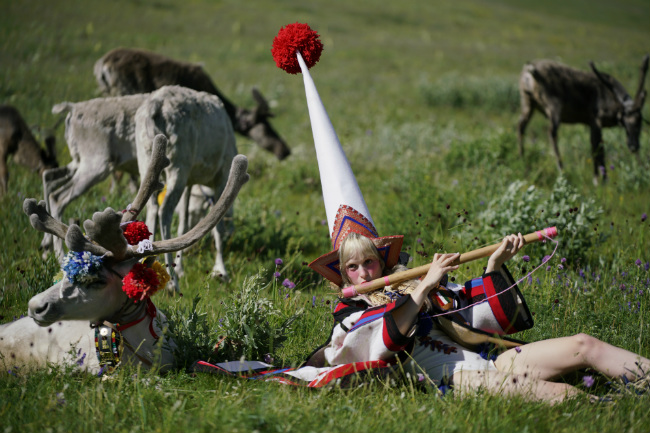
311;231;649;404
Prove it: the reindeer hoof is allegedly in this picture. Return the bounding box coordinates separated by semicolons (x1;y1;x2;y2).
210;269;230;282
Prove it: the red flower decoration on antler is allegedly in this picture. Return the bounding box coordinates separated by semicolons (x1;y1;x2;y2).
122;263;161;301
272;23;323;74
122;221;152;246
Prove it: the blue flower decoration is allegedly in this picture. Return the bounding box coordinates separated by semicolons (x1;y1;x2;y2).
61;251;104;284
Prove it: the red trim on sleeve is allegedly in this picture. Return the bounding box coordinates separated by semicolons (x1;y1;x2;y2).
483;276;517;333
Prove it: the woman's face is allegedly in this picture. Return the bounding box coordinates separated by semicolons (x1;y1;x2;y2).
343;251;383;285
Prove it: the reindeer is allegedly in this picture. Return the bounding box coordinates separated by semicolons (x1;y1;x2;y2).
0;105;58;196
43;86;238;288
94;47;290;160
517;54;649;184
135;85;239;289
0;135;249;374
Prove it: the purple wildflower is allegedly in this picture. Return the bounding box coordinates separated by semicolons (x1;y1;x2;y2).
542;255;551;264
515;347;522;353
417;373;426;382
558;264;564;270
546;266;551;272
642;213;648;223
561;257;566;263
273;272;281;279
522;255;530;263
263;353;274;364
636;259;643;267
76;352;86;366
312;295;316;307
275;258;283;266
599;166;606;176
645;262;650;272
282;279;296;289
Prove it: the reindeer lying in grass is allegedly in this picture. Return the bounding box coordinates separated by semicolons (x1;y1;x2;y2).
0;135;249;374
0;105;58;197
517;54;648;184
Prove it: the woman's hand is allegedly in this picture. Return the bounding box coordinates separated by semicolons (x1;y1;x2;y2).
419;253;460;294
391;252;460;335
486;233;525;273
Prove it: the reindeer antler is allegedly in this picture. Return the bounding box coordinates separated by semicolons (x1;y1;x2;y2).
635;54;649;103
77;208;127;259
65;224;110;257
122;134;170;223
125;154;250;260
23;199;69;239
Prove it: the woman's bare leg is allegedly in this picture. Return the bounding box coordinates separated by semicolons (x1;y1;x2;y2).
452;369;584;404
495;333;650;381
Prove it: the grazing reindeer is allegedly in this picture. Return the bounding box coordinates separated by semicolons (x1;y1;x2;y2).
517;55;649;184
0;105;58;196
43;86;238;288
0;135;249;374
94;47;290;160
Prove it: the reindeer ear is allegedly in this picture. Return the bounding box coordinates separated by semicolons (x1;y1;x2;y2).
252;88;271;118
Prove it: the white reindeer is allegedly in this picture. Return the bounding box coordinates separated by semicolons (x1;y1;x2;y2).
135;85;238;288
0;136;249;374
43;86;238;288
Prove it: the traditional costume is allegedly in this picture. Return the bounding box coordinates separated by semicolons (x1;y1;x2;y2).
194;23;534;389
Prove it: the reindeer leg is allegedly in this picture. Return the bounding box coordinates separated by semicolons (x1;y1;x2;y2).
49;162;112;259
209;168;232;281
158;170;188;293
590;123;606;185
0;148;9;196
517;93;534;157
40;166;73;257
210;215;231;281
174;186;191;279
548;116;563;172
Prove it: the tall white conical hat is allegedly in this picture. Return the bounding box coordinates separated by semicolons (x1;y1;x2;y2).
272;23;402;285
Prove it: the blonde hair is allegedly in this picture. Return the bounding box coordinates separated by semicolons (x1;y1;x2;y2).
338;233;419;306
338;232;385;286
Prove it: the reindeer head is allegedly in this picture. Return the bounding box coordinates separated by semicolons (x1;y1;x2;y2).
591;54;649;153
236;88;291;160
25;134;249;327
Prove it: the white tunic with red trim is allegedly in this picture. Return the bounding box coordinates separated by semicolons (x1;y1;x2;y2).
193;269;529;387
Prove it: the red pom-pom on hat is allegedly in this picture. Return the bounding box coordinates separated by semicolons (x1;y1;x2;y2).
272;23;323;74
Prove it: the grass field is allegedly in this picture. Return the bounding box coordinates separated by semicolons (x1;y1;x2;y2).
1;0;649;432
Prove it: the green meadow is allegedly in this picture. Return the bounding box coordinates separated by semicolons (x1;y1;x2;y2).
1;0;649;431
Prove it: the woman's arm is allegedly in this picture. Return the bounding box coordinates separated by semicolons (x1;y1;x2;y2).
485;233;525;277
389;252;460;335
